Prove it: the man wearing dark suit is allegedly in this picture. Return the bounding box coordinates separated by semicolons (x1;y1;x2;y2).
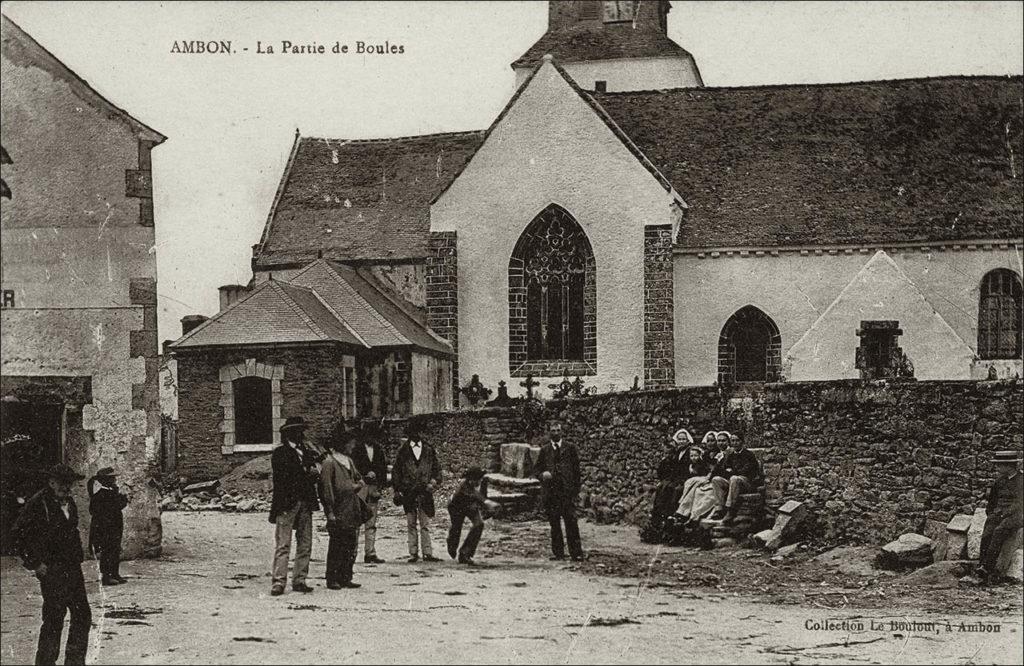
350;421;389;564
87;466;128;586
12;464;91;666
534;422;585;561
392;424;442;563
269;416;321;596
710;433;762;524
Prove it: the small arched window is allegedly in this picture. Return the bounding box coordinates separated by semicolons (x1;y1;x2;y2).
978;269;1023;360
233;376;273;444
718;306;782;384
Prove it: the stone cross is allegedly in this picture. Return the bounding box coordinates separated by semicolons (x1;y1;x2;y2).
520;374;539;400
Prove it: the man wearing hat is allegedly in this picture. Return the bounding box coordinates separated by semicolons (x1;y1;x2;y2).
269;416;321;596
977;450;1023;583
88;466;129;586
534;422;586;561
11;464;91;665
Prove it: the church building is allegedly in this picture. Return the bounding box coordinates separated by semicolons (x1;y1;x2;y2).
171;0;1022;477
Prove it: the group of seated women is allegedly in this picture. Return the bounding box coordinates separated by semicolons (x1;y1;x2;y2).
640;429;751;546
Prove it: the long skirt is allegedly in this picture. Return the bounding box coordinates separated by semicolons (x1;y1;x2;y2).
675;477;720;521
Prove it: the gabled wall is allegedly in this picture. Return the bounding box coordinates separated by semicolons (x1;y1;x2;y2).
432;60;678;397
673;246;1023;385
1;20;163;558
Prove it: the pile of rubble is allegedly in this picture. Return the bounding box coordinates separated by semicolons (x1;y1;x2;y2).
160;479;271;513
161;455;274;513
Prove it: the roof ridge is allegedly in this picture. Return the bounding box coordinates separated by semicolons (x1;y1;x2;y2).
432;57;677;206
272;281;330;341
594;73;1024;97
300;130;485;144
324;264;411;345
351;266;453;351
168;279;276;347
287;261;371;348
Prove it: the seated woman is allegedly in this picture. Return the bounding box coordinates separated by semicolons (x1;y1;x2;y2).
640;429;694;543
664;445;720;545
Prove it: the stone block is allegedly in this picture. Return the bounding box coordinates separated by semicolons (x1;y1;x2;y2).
966;508;987;560
946;513;972;533
945;532;968;561
877;533;934;570
923;519;949;562
752;528;783;551
500;442;536;478
995;528;1023;581
183;480;219;495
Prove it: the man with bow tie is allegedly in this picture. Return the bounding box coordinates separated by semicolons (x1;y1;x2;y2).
534;422;585;561
392;424;442;563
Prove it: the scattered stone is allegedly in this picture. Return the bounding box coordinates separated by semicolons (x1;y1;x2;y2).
901;560;974;589
712;537;738;549
159;497;177;511
183;480;219;495
773;543;802;559
236;499;256;512
966;508;987;560
922;519;949;562
945;514;972;561
877;533;934;570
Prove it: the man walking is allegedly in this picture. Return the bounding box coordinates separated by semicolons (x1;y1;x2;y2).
977;450;1023;584
534;422;585;561
709;433;762;524
350;420;388;564
12;464;91;665
392;424;442;563
269;416;320;596
87;466;128;586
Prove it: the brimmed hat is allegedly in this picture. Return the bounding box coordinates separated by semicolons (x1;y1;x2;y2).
992;450;1023;465
462;466;486;480
280;416;308;433
48;464;84;483
95;466;116;478
672;429;693;445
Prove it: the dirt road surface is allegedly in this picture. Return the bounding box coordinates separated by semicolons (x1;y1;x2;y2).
2;509;1021;664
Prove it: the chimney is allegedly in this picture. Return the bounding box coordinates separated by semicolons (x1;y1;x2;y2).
181;315;209;336
218;284;250;312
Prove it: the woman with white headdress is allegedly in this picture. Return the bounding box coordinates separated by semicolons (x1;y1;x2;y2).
641;429;695;543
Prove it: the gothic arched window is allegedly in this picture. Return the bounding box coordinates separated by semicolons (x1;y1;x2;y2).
978;269;1023;360
509;205;596;376
718;306;782;384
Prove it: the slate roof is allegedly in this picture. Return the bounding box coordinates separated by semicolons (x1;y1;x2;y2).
170;262;452;355
289;260;452;355
253;131;484;268
170;280;362;349
512;25;695;69
592;76;1024;248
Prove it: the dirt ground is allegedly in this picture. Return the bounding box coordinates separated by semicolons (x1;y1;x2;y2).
1;506;1021;665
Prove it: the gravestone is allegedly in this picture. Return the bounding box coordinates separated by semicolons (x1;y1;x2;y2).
966;508;988;560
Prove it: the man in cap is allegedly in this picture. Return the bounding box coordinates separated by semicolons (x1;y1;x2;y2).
392;423;443;563
87;466;128;586
977;450;1023;584
447;466;488;565
11;464;91;665
269;416;321;596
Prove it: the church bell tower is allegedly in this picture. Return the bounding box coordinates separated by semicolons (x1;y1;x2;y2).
512;1;703;92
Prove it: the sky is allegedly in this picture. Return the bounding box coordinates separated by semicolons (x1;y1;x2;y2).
2;1;1022;342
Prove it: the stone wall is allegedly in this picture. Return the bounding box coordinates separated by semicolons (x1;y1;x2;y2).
175;344;353;481
384;379;1022;545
